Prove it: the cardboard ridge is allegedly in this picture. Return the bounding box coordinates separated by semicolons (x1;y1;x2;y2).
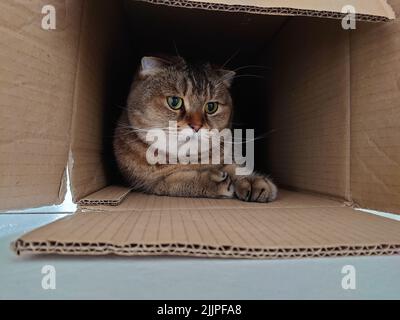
12;240;400;259
135;0;395;21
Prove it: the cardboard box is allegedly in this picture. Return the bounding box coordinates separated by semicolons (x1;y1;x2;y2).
2;0;400;259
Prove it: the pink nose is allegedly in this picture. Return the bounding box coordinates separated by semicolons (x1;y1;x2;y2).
189;123;202;132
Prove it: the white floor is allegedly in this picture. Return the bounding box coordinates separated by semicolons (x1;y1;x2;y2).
1;212;400;300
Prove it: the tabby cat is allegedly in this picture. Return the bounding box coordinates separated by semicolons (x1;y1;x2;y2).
113;56;277;202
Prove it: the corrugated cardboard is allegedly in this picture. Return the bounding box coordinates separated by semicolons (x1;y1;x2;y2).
13;190;400;258
79;186;132;206
267;18;350;199
2;0;400;259
136;0;395;21
350;0;400;214
0;0;83;210
69;0;126;201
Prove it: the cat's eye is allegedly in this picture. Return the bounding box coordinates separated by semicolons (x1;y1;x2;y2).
204;102;219;114
167;96;183;110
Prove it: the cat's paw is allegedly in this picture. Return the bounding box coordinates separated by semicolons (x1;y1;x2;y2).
208;169;235;198
234;175;277;203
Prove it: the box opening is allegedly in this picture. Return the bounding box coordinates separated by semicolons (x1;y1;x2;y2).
72;0;350;204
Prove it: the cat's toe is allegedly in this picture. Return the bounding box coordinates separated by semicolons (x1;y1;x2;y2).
234;176;278;203
210;170;228;182
251;177;278;202
217;176;234;198
234;178;252;202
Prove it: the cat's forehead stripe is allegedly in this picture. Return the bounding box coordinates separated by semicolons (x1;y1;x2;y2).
181;76;188;96
190;67;213;99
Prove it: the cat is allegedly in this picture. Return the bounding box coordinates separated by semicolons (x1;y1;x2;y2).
113;55;277;202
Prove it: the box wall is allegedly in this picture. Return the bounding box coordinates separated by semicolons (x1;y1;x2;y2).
70;0;133;201
0;0;83;210
267;18;350;199
350;0;400;214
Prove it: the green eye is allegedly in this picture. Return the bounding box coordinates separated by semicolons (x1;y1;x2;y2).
205;102;219;114
167;96;183;110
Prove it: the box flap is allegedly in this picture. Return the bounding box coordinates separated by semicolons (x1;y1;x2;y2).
136;0;395;21
12;190;400;258
69;0;127;201
0;0;83;210
80;189;344;211
79;186;132;206
350;0;400;214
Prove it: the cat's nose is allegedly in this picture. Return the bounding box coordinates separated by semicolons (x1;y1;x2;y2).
189;123;202;132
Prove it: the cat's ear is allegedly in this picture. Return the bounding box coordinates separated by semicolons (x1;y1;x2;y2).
140;56;170;76
218;69;236;88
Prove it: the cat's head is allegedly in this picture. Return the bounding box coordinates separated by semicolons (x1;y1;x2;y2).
126;55;236;139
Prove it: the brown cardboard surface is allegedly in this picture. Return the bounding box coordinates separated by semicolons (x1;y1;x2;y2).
267;18;350;199
0;0;83;210
135;0;395;21
13;190;400;258
69;0;125;201
349;0;400;214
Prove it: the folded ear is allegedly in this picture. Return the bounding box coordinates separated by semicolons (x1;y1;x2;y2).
218;69;236;88
140;56;170;76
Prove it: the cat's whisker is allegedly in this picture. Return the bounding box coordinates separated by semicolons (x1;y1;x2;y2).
121;126;174;132
233;65;271;72
214;73;266;87
114;104;129;110
212;132;276;145
172;40;182;58
232;74;266;80
221;49;241;69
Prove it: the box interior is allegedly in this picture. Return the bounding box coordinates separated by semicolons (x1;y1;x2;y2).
71;0;400;214
71;1;344;202
71;0;291;201
2;0;400;258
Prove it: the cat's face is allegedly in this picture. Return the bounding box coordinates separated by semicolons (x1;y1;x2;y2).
126;56;235;143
